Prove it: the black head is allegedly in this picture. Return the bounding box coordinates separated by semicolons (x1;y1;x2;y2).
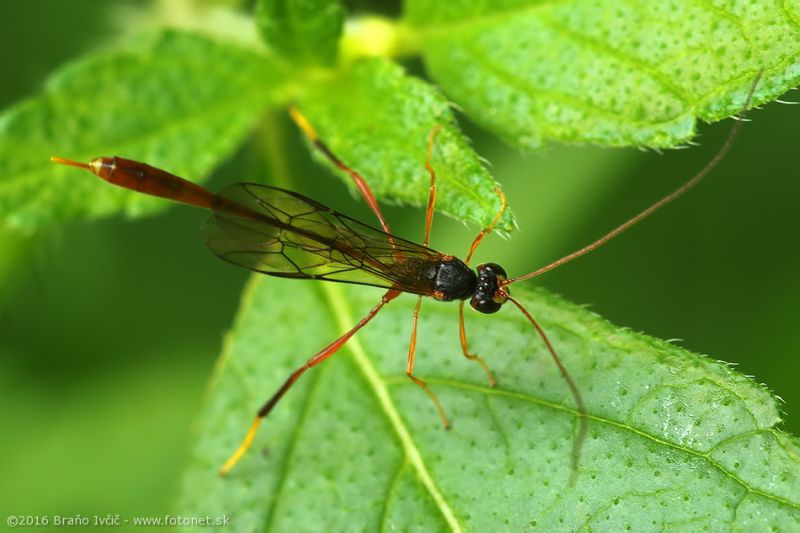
426;256;477;301
470;263;509;314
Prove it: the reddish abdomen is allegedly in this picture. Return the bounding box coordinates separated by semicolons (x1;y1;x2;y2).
93;156;218;209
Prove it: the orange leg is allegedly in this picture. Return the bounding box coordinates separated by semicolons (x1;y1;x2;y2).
454;188;509;385
422;125;441;247
465;187;507;265
289;106;392;235
404;126;449;427
458;301;497;386
219;289;400;476
407;296;450;428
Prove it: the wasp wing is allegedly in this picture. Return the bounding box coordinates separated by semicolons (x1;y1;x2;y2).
203;183;444;294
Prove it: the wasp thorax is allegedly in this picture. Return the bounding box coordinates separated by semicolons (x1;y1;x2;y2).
429;257;477;301
470;263;509;314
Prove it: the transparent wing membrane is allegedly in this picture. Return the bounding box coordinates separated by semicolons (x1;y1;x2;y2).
203;183;443;292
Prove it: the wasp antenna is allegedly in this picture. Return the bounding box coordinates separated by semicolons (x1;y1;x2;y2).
504;70;764;285
504;293;587;481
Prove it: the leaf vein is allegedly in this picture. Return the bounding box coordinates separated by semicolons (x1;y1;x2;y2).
730;491;751;531
689;0;749;42
782;0;800;31
459;40;691;129
537;15;691;105
483;395;514;468
407;377;800;510
261;360;328;531
379;460;409;533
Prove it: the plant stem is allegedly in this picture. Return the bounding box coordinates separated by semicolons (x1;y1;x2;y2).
252;109;292;189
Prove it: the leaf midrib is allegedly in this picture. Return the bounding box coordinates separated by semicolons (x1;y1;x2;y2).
321;282;463;532
304;280;798;526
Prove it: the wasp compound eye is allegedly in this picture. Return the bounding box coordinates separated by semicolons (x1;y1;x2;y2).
470;294;503;314
470;263;508;314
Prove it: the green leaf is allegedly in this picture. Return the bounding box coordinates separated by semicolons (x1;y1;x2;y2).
294;57;512;231
404;0;800;148
178;276;800;530
0;30;286;231
256;0;345;65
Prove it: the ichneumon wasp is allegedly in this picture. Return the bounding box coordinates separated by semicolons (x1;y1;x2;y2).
51;74;759;477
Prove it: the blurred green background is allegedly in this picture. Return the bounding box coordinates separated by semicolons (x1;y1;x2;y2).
1;0;797;524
